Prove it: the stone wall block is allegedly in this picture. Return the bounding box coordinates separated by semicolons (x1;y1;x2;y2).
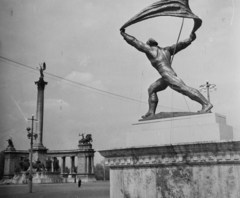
101;141;240;197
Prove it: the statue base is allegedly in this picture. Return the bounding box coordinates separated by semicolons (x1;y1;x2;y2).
99;113;238;197
32;147;48;162
5;147;16;151
76;174;96;182
78;144;92;150
139;111;205;121
127;113;233;147
100;141;240;198
10;171;66;184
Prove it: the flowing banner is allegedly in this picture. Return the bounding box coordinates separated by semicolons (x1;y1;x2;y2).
120;0;202;33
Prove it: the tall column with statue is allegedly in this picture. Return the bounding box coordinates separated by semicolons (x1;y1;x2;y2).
32;63;48;161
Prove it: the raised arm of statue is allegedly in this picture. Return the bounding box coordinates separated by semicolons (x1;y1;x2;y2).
37;62;46;78
120;30;151;53
165;33;196;55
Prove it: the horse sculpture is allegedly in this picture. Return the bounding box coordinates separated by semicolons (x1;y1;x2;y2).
79;134;93;144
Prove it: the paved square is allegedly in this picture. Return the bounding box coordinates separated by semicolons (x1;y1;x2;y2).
0;181;110;198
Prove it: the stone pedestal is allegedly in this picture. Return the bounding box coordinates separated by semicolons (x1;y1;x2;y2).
3;150;29;179
100;113;239;198
32;147;48;162
77;144;96;182
3;150;18;179
67;174;76;183
127;113;233;147
10;171;66;184
76;174;96;182
100;141;240;198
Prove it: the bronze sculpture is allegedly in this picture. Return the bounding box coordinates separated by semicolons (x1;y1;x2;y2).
37;62;46;78
120;0;212;119
79;133;93;144
6;137;14;148
120;29;213;118
53;157;59;172
45;158;52;171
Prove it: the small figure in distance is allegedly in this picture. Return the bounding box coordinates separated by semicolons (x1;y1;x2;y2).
120;29;213;118
78;178;82;188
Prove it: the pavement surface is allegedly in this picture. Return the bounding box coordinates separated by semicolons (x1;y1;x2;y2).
0;181;110;198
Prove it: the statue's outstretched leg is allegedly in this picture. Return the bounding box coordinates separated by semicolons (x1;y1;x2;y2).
164;74;213;113
142;78;168;118
142;93;158;118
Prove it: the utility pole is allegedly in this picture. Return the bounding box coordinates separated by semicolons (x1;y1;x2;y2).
27;115;38;193
199;81;217;103
103;159;106;181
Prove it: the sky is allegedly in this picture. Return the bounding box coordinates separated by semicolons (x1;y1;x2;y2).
0;0;240;164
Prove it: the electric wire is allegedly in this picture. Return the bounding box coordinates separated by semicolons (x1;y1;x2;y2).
0;55;186;111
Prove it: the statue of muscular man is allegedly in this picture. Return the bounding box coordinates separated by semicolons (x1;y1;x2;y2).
120;29;213;118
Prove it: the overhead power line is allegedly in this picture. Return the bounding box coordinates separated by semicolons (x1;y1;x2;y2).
0;55;185;111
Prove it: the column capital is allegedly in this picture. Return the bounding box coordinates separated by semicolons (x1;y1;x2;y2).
35;77;48;90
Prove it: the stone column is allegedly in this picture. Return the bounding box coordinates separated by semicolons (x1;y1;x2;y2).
51;157;54;172
88;156;91;174
70;156;74;174
73;156;75;173
89;156;92;174
91;156;94;173
85;156;89;174
33;77;47;149
61;156;66;174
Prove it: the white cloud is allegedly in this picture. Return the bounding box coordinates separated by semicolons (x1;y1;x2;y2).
44;99;70;109
59;71;106;91
21;98;70;109
66;71;93;83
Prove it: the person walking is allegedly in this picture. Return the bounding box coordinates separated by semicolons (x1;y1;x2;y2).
78;179;82;188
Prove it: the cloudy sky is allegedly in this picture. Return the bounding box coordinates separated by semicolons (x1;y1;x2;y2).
0;0;239;164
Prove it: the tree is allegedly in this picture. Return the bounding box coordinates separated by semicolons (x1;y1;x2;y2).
104;166;110;180
94;164;104;180
94;162;110;181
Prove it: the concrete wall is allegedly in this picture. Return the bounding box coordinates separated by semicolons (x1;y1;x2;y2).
111;164;240;198
100;141;240;198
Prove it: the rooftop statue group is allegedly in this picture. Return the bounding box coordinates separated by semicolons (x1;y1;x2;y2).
6;137;15;151
120;29;213;119
79;133;93;145
6;137;14;148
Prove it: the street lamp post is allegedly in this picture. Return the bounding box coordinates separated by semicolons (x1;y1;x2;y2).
27;115;38;193
103;160;105;181
199;81;217;103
